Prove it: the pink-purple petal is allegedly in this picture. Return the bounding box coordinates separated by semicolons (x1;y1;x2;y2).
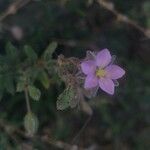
81;60;96;75
84;86;99;98
105;65;125;79
99;78;114;95
84;74;98;89
96;49;111;68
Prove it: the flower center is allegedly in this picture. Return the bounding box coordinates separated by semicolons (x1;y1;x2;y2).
96;68;106;78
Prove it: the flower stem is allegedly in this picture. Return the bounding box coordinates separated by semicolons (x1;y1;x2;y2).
71;115;92;144
24;87;31;113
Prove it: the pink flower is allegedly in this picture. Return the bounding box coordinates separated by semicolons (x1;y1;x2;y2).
81;49;125;95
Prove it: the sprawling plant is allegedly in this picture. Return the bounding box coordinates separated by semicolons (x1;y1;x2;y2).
0;42;125;136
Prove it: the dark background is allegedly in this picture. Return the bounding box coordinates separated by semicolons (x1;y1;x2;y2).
0;0;150;149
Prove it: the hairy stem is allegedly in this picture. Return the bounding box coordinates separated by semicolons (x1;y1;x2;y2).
97;0;150;38
24;87;31;113
71;114;92;144
0;0;32;22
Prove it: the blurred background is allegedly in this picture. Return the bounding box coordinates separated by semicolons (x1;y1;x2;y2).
0;0;150;149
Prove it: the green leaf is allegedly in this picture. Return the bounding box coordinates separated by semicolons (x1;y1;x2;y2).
16;81;25;92
28;85;41;101
24;45;38;62
38;71;50;89
4;76;15;95
143;1;150;15
27;67;40;81
57;86;75;110
43;42;57;61
5;42;18;59
24;112;39;137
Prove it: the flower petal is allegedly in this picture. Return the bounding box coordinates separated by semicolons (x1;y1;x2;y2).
84;86;99;98
105;65;125;79
81;60;96;75
96;49;111;68
99;78;114;95
84;74;98;89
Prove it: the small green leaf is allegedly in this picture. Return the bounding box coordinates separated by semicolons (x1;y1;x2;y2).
143;1;150;15
43;42;57;61
28;86;41;101
24;112;39;137
24;45;38;62
4;76;15;95
5;42;18;59
27;67;40;81
38;71;50;89
16;81;25;92
57;86;75;110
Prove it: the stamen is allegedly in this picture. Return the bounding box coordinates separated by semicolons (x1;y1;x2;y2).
96;69;106;78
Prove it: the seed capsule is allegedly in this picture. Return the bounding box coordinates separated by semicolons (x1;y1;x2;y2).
24;112;39;137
